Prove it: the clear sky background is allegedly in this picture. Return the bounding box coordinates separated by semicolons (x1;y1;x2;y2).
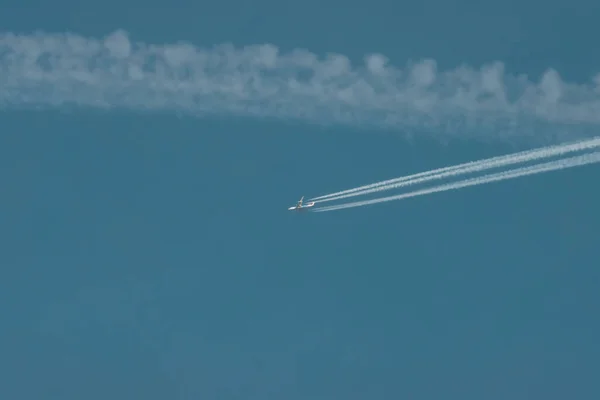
1;0;599;399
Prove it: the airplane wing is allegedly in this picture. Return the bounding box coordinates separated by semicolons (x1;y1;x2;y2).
288;197;313;211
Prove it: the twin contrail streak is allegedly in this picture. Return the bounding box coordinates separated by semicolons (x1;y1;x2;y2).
314;150;600;212
312;136;600;203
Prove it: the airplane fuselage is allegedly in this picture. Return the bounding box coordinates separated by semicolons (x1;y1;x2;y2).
288;201;315;211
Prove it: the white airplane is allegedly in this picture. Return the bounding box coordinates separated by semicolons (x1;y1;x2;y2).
288;196;315;211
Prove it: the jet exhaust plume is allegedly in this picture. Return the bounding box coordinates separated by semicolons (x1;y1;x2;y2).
313;136;600;203
315;151;600;212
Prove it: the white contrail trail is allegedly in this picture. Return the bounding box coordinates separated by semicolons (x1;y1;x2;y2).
1;30;600;140
313;136;600;203
314;150;600;212
309;143;548;201
312;137;600;202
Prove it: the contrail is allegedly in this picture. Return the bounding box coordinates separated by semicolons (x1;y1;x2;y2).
313;136;600;203
309;144;545;201
314;150;600;212
1;30;600;140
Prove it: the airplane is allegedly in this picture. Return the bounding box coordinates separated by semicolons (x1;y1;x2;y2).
288;196;315;211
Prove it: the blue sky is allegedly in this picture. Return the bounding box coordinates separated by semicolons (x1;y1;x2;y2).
1;0;600;399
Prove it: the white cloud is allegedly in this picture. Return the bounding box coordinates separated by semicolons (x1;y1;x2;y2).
539;69;562;104
365;54;388;76
103;29;131;59
410;59;436;87
1;29;600;140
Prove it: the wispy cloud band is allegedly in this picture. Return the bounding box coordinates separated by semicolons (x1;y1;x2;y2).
2;30;600;138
